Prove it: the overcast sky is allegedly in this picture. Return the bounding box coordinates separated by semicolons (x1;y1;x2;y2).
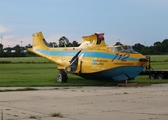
0;0;168;48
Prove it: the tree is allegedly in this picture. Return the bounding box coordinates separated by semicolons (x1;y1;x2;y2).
153;41;162;54
72;41;80;47
154;41;161;46
59;36;69;47
49;42;58;48
0;43;3;53
132;43;145;53
14;45;21;53
25;44;32;48
161;39;168;53
5;47;12;57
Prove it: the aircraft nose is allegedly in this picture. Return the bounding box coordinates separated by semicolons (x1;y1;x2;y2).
139;58;148;62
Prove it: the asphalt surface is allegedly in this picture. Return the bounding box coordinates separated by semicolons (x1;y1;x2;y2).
0;84;168;120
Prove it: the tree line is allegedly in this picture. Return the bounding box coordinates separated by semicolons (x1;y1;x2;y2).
0;36;80;57
133;39;168;55
0;36;168;57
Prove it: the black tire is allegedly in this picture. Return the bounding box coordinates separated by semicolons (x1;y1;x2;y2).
57;70;68;83
157;74;164;80
149;73;155;79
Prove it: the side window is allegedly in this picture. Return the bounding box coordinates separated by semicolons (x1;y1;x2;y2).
116;47;122;52
110;48;115;52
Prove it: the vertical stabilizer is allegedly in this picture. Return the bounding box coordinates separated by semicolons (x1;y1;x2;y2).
32;32;50;50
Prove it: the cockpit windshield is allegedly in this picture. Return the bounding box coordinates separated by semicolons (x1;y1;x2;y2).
122;45;135;52
110;44;137;53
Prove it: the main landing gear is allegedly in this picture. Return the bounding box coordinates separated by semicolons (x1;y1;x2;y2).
57;70;68;83
56;50;82;83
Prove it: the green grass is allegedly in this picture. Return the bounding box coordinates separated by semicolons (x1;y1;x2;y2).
0;56;168;87
0;57;50;63
149;55;168;69
0;62;118;86
0;63;58;86
149;55;168;62
134;75;168;84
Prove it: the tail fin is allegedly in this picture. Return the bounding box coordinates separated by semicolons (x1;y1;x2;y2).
31;32;51;50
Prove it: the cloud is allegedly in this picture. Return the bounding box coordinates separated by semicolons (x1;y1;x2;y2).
0;25;10;33
1;35;14;47
1;35;29;48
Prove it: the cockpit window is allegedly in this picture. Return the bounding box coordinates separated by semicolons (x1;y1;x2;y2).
116;47;122;52
110;45;137;53
110;47;122;52
122;45;136;53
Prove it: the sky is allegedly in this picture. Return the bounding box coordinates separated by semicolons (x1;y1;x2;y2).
0;0;168;48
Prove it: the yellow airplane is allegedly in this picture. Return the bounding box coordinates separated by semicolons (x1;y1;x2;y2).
28;32;148;82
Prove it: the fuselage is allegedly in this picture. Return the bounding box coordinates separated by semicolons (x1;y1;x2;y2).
28;32;149;82
35;46;148;81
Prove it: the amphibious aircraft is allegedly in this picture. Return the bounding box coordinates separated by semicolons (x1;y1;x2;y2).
28;32;149;82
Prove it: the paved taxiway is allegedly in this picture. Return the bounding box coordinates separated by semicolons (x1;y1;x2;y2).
0;84;168;120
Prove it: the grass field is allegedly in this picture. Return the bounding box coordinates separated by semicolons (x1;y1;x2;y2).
0;56;168;87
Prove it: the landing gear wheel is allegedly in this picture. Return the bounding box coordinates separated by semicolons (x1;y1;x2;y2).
157;74;164;80
149;73;155;79
57;70;68;83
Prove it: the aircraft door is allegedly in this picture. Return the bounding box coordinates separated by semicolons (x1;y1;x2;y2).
70;58;78;72
69;50;81;73
76;53;84;73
